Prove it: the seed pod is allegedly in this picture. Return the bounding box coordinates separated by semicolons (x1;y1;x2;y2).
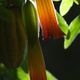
0;7;27;68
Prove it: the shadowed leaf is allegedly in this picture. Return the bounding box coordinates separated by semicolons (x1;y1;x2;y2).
0;6;12;23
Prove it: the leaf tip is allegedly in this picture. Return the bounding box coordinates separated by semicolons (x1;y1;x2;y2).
64;44;68;49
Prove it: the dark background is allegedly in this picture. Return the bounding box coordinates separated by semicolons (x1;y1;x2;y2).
39;1;80;80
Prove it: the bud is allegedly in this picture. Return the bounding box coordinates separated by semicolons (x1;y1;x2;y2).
0;7;27;68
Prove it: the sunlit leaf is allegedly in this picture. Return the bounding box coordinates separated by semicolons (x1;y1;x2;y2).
60;0;73;16
17;67;58;80
0;5;12;23
46;70;58;80
56;11;69;35
64;15;80;49
74;0;80;5
17;67;30;80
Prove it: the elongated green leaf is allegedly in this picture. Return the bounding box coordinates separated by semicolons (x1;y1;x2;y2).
60;0;73;16
56;12;69;35
64;15;80;49
74;0;80;5
0;6;12;23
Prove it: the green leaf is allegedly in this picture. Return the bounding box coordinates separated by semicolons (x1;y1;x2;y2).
17;67;30;80
46;70;58;80
56;11;69;35
17;68;58;80
7;69;17;80
64;15;80;49
0;63;17;80
60;0;73;16
0;5;12;23
74;0;80;5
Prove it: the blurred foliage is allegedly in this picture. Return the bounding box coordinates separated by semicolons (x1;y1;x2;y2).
74;0;80;5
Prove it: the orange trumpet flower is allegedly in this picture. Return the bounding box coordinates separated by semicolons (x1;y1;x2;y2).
28;39;47;80
36;0;65;40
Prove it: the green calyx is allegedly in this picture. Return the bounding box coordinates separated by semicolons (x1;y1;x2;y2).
22;0;39;45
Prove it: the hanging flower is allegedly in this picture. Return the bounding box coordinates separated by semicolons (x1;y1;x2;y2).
22;0;47;80
28;39;47;80
36;0;65;40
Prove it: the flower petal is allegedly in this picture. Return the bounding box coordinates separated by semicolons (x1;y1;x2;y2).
28;39;47;80
36;0;65;40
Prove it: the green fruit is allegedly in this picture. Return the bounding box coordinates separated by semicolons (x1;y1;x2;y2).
22;0;38;45
0;7;27;68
